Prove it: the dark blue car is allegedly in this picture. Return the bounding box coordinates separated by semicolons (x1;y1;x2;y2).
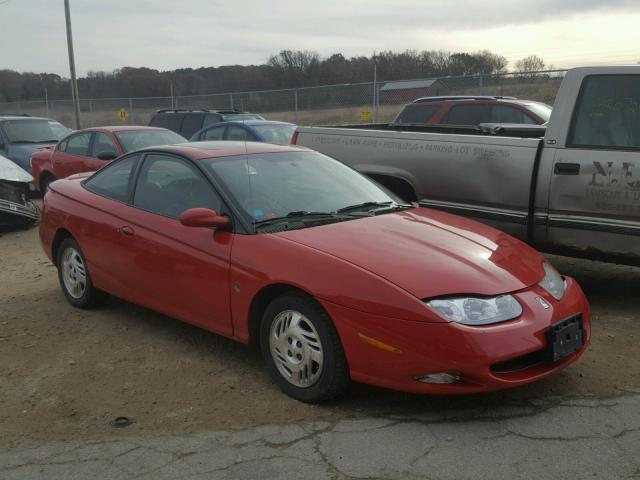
0;115;71;172
190;120;297;145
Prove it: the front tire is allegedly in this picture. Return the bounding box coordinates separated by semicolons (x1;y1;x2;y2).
260;292;350;403
57;238;106;309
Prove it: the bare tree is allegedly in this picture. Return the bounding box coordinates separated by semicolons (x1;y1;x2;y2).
514;55;546;73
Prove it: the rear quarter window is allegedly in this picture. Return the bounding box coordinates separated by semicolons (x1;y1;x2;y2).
149;113;183;133
395;105;440;124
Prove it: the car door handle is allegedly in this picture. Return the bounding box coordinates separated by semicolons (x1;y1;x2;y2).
117;225;135;236
554;162;580;175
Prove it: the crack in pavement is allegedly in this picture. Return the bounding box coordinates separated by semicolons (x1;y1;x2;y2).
0;391;638;480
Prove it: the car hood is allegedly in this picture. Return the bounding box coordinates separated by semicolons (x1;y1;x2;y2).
275;208;545;299
5;142;56;172
0;154;33;183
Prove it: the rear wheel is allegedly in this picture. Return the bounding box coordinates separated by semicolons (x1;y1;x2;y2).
260;292;350;403
57;238;106;309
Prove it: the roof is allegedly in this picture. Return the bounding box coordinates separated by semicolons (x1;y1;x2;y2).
0;115;52;121
412;95;517;103
139;141;308;160
201;120;295;128
380;79;445;91
85;125;169;133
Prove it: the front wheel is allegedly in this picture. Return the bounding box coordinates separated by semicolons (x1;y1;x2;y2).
57;237;106;309
260;292;350;403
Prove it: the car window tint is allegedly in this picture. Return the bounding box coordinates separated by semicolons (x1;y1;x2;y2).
84;154;139;202
91;132;118;157
65;132;92;156
569;74;640;149
204;114;223;128
395;105;440;124
133;154;221;219
202;126;225;141
443;104;490;125
225;126;248;141
149;113;183;133
180;114;205;138
490;105;535;124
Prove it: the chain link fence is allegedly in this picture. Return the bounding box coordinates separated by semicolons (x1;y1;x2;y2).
0;70;567;128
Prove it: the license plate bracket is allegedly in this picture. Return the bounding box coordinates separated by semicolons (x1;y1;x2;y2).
546;315;584;362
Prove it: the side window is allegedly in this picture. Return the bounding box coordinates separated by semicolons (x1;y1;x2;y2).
133;154;221;219
225;126;248;141
150;113;183;133
490;106;535;124
203;114;223;128
65;132;92;156
57;139;69;151
202;126;225;141
569;74;640;149
181;114;205;138
91;132;118;158
395;105;440;124
84;154;139;202
443;105;490;125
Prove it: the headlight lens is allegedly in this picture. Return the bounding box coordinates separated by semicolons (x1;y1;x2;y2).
538;262;566;300
426;295;522;326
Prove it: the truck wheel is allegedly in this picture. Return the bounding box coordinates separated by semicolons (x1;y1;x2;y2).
260;292;350;403
367;174;418;203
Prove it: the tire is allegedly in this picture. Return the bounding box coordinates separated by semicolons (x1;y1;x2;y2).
56;237;106;309
41;174;57;193
260;292;350;403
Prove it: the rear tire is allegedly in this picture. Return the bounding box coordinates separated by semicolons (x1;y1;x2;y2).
56;237;106;309
260;292;350;403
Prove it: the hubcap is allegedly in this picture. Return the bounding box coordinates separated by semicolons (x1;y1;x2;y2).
61;247;87;299
269;310;323;388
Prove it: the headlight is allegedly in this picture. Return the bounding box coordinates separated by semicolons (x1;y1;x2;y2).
426;295;522;326
538;262;566;300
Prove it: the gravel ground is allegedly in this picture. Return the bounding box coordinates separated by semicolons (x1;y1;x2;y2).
0;222;639;451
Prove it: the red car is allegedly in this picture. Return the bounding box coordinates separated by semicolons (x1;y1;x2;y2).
394;96;551;126
30;126;185;192
39;142;590;402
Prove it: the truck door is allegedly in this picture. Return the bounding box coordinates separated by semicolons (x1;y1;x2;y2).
546;73;640;261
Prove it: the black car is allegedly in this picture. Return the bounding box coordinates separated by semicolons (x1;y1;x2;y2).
149;109;264;139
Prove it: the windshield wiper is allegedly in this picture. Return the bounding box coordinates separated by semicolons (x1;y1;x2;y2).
336;201;411;214
254;211;337;226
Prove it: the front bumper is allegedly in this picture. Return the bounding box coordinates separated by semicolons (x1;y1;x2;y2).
322;277;590;394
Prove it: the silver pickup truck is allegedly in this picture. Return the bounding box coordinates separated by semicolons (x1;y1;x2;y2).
293;66;640;265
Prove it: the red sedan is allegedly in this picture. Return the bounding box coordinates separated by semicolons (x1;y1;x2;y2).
30;126;185;192
39;142;590;402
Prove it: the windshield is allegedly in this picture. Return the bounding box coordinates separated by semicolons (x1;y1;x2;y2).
2;119;70;143
221;113;264;121
202;151;403;227
253;124;297;144
524;102;552;122
115;129;186;152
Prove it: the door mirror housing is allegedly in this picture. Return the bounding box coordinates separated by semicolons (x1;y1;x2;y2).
180;208;230;229
96;150;118;161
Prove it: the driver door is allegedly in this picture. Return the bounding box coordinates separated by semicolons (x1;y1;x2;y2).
120;153;234;336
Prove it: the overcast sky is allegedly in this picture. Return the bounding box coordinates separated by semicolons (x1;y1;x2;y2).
3;0;640;76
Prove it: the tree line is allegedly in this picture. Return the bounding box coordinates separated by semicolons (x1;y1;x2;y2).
0;50;548;103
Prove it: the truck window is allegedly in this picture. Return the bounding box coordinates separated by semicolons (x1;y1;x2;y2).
490;106;536;124
443;104;490;125
395;105;439;124
569;75;640;149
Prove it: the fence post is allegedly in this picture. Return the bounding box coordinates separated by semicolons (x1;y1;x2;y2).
374;84;380;123
128;98;133;125
294;89;299;123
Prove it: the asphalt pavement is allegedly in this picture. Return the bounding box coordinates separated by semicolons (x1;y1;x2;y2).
1;389;638;480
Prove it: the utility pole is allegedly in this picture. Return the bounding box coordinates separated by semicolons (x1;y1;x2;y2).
372;59;379;123
64;0;81;129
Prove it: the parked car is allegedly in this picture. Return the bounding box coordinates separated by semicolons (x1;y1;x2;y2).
294;66;640;266
40;141;590;402
190;120;297;145
0;153;39;228
0;114;71;173
393;96;551;126
31;126;185;192
149;109;264;139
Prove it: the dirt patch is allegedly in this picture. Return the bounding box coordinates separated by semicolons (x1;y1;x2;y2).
0;224;638;450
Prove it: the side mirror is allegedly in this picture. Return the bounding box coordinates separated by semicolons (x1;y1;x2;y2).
180;208;230;229
96;151;118;161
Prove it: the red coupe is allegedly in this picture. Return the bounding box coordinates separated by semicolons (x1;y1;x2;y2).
39;141;590;402
30;126;185;192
